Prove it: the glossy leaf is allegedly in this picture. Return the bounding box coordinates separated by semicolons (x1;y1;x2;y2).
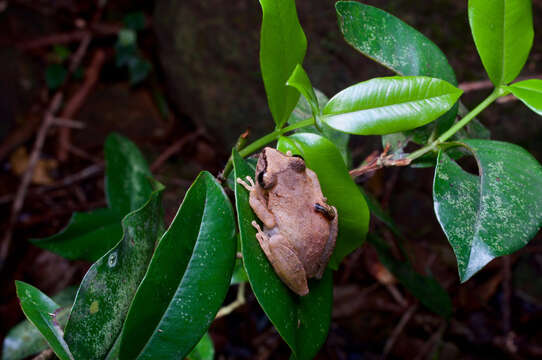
4;287;76;360
434;140;542;282
287;64;319;119
508;79;542;116
468;0;533;85
323;76;462;135
187;333;215;360
336;0;458;145
233;151;333;360
32;134;151;261
14;281;74;360
119;172;236;360
336;1;456;84
277;133;369;268
259;0;307;128
368;236;452;319
64;182;164;359
288;89;350;165
105;133;153;215
31;208;122;262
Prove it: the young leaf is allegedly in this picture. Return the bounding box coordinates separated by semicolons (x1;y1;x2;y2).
434;140;542;282
64;182;164;359
118;172;236;360
508;79;542;116
368;236;452;319
276;133;369;268
259;0;307;128
233;151;333;360
468;0;533;85
4;287;76;360
105;133;153;215
31;208;122;262
288;89;350;165
286;64;319;120
323;76;462;135
14;281;74;360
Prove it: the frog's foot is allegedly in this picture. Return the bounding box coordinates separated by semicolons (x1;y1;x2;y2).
237;176;255;191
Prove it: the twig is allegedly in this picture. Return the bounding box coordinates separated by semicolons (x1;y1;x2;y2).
150;130;203;173
349;144;411;178
32;349;54;360
459;74;542;92
414;320;447;360
0;163;104;205
18;20;149;50
215;282;246;319
381;304;418;360
57;44;105;161
0;93;62;269
51;117;86;129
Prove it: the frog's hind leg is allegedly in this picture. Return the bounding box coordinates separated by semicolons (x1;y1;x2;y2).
315;205;338;279
251;221;309;296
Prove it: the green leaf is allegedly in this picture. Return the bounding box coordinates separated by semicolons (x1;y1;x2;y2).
231;258;249;285
31;208;122;262
336;0;458;146
286;64;319;120
45;64;67;90
233;151;333;360
53;45;71;62
3;287;76;360
468;0;533;85
508;79;542;116
186;333;215;360
128;57;152;85
335;1;456;84
105;133;153;215
277;133;369;268
64;182;164;359
14;282;74;360
434;140;542;282
322;76;463;135
259;0;307;128
119;172;236;360
123;12;146;31
288;89;350;166
368;236;452;319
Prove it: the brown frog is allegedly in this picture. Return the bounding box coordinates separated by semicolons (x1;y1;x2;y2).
237;147;338;296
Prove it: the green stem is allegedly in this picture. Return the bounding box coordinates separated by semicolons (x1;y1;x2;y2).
222;118;315;178
407;87;505;161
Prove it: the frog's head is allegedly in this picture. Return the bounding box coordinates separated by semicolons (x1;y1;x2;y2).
256;147;306;189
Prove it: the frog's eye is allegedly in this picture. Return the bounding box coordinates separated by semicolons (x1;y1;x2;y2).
290;157;306;173
257;171;275;189
257;171;266;187
292;154;304;161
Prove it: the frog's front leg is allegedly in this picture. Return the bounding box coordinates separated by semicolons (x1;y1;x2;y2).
237;176;275;228
251;221;309;296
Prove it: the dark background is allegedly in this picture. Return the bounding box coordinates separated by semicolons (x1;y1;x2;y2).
1;0;542;358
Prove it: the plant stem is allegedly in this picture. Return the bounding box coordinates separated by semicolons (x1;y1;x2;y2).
221;118;314;178
407;87;505;161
